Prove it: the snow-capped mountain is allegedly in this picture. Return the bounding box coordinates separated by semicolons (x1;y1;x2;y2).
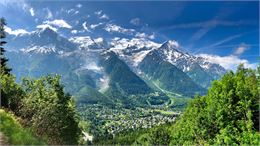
69;36;110;50
102;38;226;88
109;37;160;68
5;26;227;100
155;41;226;87
6;26;77;54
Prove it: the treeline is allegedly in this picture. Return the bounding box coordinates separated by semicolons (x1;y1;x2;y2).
98;65;260;145
0;18;81;145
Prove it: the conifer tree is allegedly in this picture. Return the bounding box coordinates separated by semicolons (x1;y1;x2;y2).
0;17;11;75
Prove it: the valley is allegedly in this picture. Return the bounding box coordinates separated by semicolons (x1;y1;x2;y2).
4;26;227;143
1;1;259;145
78;104;179;138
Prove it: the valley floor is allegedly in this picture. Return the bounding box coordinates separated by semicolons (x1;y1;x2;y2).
78;104;181;140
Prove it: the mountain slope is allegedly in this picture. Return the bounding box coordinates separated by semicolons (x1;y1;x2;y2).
139;50;206;96
156;41;210;87
100;51;152;97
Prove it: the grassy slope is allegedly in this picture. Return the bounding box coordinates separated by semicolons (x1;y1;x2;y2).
0;109;46;145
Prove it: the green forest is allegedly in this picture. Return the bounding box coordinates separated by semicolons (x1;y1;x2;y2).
1;16;260;145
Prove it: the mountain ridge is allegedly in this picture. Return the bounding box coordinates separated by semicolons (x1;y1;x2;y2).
5;27;227;106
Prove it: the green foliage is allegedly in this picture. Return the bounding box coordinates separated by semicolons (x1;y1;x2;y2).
0;109;46;145
96;128;150;145
19;75;81;145
169;64;260;145
0;72;24;112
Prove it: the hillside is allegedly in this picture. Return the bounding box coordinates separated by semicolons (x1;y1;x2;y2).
95;65;260;145
0;109;45;145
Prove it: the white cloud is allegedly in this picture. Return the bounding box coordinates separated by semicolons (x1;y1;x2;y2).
4;26;29;36
135;32;155;40
29;8;35;16
71;30;78;34
234;43;249;55
90;23;103;29
67;9;75;14
197;54;257;71
130;18;141;26
82;22;91;32
74;11;79;15
36;24;58;32
104;24;135;35
94;10;109;19
100;14;109;19
76;4;82;8
67;9;79;15
94;10;102;15
44;19;72;29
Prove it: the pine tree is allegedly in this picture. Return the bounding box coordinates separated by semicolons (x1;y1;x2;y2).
0;17;11;75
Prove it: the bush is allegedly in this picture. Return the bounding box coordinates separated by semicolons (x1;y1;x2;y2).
20;75;81;145
0;109;46;145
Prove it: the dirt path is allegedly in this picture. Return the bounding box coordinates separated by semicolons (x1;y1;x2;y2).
0;132;8;145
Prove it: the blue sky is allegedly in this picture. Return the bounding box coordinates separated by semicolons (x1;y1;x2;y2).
0;0;259;70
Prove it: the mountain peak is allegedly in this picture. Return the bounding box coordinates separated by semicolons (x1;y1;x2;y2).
35;25;57;36
161;40;179;49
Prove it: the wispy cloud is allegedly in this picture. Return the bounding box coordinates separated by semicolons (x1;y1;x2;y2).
135;32;155;40
162;19;257;43
130;18;141;26
190;20;256;42
207;34;242;49
44;8;53;19
94;10;102;15
104;24;135;35
94;10;109;20
82;21;91;32
67;8;79;15
100;14;109;20
233;43;250;55
195;33;243;53
90;23;103;29
29;8;35;16
166;20;257;30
